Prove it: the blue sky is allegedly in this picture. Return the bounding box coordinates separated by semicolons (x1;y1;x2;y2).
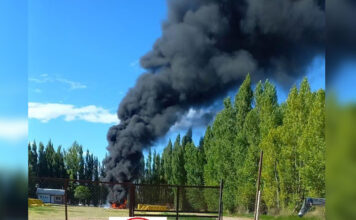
0;0;27;170
1;1;331;169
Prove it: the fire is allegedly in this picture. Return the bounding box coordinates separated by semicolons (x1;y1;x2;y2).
111;200;127;209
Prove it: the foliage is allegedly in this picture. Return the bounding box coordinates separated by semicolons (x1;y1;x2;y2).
155;75;325;215
28;140;102;206
74;185;91;202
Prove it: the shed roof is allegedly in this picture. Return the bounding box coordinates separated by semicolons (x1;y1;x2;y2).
36;188;65;196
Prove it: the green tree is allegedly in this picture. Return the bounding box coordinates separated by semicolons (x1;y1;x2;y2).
28;142;37;197
233;74;254;210
299;89;325;198
65;142;82;179
85;150;94;180
236;109;261;212
171;134;186;185
55;146;66;178
252;80;281;212
145;149;152;183
65;142;84;204
185;142;204;185
162;139;173;184
182;127;193;147
235;74;253;132
204;97;237;212
45;140;56;178
74;185;91;204
277;80;309;210
29;141;38;177
38;142;47;177
153;151;161;184
78;146;85;180
184;142;207;210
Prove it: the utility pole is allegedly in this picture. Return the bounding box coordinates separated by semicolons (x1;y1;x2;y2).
254;151;263;220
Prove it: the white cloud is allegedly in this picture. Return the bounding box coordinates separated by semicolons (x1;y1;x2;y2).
0;118;28;142
28;102;119;124
56;78;87;89
29;74;87;90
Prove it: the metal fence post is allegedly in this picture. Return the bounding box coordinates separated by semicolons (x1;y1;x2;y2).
176;186;180;220
129;183;135;217
218;179;224;220
64;179;68;220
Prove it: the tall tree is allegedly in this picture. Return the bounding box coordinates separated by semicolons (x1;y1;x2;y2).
235;74;253;133
182;128;193;147
28;142;37;197
257;80;281;210
233;74;254;210
38;142;47;177
78;146;85;180
55;146;66;178
145;149;152;183
236;109;261;211
299;89;325;198
162;139;173;184
171;134;186;185
29;141;38;177
204;97;237;212
153;151;161;184
184;142;206;210
184;142;204;186
65;142;82;179
45;140;56;178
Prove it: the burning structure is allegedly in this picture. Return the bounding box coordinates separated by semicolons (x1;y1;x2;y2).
103;0;325;202
111;199;127;209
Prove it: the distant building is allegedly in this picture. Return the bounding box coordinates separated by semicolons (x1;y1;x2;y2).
36;188;65;204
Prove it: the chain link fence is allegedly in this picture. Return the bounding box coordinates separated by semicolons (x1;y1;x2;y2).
28;177;223;220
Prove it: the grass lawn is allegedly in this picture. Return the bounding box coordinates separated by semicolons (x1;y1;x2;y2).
29;205;323;220
259;216;320;220
29;205;215;220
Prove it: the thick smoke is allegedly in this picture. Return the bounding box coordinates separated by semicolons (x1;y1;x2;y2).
104;0;325;202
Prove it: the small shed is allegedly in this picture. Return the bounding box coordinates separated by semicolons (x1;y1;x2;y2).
36;188;65;204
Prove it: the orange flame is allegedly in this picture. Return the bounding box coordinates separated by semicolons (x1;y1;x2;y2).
111;200;127;209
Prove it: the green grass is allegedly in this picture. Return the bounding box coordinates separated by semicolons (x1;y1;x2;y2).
259;216;320;220
29;205;216;220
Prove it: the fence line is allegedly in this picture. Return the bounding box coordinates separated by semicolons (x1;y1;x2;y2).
29;177;223;220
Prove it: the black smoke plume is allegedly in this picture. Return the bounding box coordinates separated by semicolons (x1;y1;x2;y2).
104;0;325;202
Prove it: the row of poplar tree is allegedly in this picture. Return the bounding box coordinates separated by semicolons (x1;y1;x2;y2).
140;75;325;214
28;141;107;205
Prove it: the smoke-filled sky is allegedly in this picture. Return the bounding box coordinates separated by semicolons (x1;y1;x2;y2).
26;0;326;167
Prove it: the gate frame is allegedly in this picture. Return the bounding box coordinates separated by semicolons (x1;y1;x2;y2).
131;180;224;220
